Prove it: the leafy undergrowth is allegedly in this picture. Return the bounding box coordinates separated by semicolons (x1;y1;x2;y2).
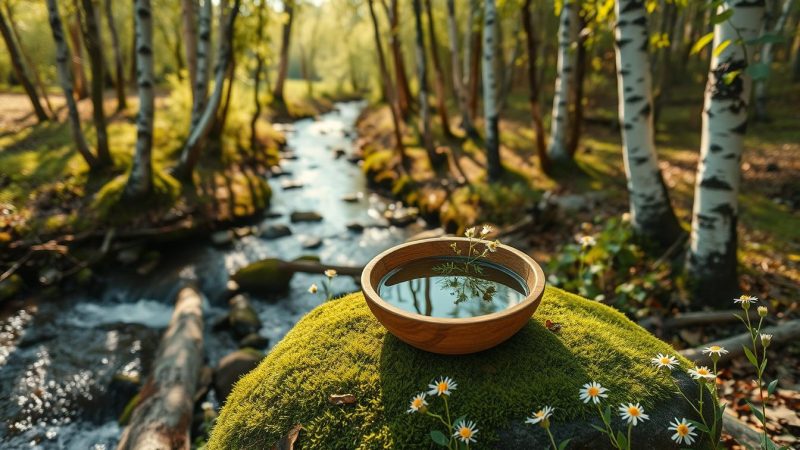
208;289;692;449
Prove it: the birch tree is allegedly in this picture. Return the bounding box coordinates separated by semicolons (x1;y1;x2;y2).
191;0;212;129
125;0;155;198
687;0;765;305
482;0;504;182
79;0;112;167
181;0;199;98
0;7;49;123
424;0;452;139
548;0;578;163
522;0;549;173
250;0;267;151
104;0;126;111
412;0;435;161
381;0;412;118
613;0;683;248
272;0;294;105
68;16;89;99
465;0;481;120
46;0;98;170
753;0;795;120
446;0;477;138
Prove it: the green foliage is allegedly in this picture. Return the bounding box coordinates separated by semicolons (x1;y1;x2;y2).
208;288;689;449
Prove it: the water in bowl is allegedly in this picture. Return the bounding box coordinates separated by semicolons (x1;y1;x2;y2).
377;256;528;319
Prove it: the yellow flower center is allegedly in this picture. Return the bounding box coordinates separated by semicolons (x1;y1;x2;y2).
698;368;709;376
438;382;448;392
588;386;599;397
628;406;641;417
710;346;721;352
459;427;472;438
412;398;423;408
535;411;545;418
676;423;689;436
660;357;670;364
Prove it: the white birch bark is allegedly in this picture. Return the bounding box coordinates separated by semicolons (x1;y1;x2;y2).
754;0;794;119
191;0;212;129
46;0;97;169
125;0;155;198
613;0;682;247
181;0;198;99
547;0;577;162
688;0;765;304
446;0;475;136
482;0;503;181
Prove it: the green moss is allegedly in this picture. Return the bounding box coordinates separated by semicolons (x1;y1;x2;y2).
231;259;291;294
209;288;688;449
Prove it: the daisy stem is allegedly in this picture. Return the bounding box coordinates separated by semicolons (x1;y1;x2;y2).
626;423;632;450
596;403;619;449
670;377;704;418
425;412;451;432
545;427;558;450
443;395;454;449
711;360;720;449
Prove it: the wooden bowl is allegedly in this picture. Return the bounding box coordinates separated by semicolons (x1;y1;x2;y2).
361;237;546;355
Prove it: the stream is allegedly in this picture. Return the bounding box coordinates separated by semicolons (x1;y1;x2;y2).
0;102;425;449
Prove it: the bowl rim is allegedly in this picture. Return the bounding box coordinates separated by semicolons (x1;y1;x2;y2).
361;236;546;325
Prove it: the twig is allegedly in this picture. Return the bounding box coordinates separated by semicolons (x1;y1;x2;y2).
680;320;800;365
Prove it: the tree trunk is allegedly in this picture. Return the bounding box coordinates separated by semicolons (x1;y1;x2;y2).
687;0;765;307
446;0;477;138
79;0;112;166
250;0;266;151
547;0;577;163
104;0;127;111
466;0;481;121
272;0;293;105
5;4;56;118
0;8;49;123
69;15;90;99
128;10;137;89
424;0;453;139
613;0;683;249
482;0;503;182
46;0;98;170
116;285;204;450
497;17;522;113
191;0;212;129
754;0;795;120
792;21;800;82
174;0;240;181
382;0;413;119
567;11;587;156
412;0;436;163
367;0;408;169
124;0;155;199
210;53;235;141
522;0;549;174
181;0;199;99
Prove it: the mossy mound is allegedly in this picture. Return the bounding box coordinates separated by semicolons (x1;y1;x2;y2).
209;288;705;449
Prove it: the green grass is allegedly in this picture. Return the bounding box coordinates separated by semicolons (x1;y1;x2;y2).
208;288;696;449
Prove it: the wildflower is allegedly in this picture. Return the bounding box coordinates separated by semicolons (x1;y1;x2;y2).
453;420;478;444
701;345;729;358
465;227;476;238
651;353;678;370
406;393;428;414
324;269;337;279
757;305;768;317
486;239;500;253
621;212;631;222
308;283;318;294
734;295;758;308
201;401;214;411
481;225;492;236
525;406;555;427
619;402;649;426
577;235;596;248
579;381;608;404
688;366;716;381
668;418;697;445
427;376;457;397
760;333;772;347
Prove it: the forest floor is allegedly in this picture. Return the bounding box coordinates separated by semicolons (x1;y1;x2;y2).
356;79;800;448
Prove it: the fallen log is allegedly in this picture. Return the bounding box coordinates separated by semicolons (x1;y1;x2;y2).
117;285;205;450
639;309;761;332
679;320;800;365
723;410;778;449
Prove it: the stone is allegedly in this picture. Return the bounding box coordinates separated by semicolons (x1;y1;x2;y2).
211;230;234;246
341;192;363;203
208;289;720;449
231;259;293;294
239;333;270;349
213;349;264;404
227;294;262;338
281;179;304;190
332;148;346;159
346;222;364;232
290;211;323;223
301;236;323;249
259;224;292;239
384;206;419;227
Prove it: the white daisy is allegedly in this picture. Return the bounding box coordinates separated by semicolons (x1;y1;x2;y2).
687;366;716;381
308;283;318;294
481;225;492;236
427;376;457;397
324;269;337;278
734;295;758;306
757;306;768;317
701;345;729;357
465;227;476;238
668;417;697;445
406;393;428;414
453;420;478;444
651;353;678;370
619;402;649;426
579;381;608;404
577;235;596;247
760;333;772;347
486;239;500;253
525;406;555;426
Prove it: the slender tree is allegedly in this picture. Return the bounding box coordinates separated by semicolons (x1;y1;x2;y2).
567;11;587;156
446;0;477;138
250;0;266;151
367;0;408;168
613;0;683;248
754;0;795;120
272;0;294;105
466;0;481;120
687;0;765;306
174;0;241;180
191;0;212;129
0;7;49;123
381;0;413;118
522;0;549;173
79;0;112;166
104;0;126;110
46;0;98;169
548;0;577;163
412;0;436;163
5;3;56;117
181;0;199;98
424;0;452;138
125;0;155;198
68;16;90;99
482;0;503;182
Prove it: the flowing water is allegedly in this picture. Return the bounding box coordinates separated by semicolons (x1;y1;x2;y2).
0;102;424;448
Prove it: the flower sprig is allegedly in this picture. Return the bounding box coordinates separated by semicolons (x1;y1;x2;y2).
433;225;502;305
408;377;477;449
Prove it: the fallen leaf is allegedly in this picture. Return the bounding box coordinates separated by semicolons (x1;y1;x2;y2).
328;394;356;405
272;424;303;450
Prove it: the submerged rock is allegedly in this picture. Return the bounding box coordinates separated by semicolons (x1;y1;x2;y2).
259;224;292;240
214;349;264;404
281;179;304;190
211;230;234;246
290;211;323;223
239;333;270;349
227;294;262;338
208;289;719;449
301;236;323;249
345;222;364;232
231;259;292;294
341;192;363;203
